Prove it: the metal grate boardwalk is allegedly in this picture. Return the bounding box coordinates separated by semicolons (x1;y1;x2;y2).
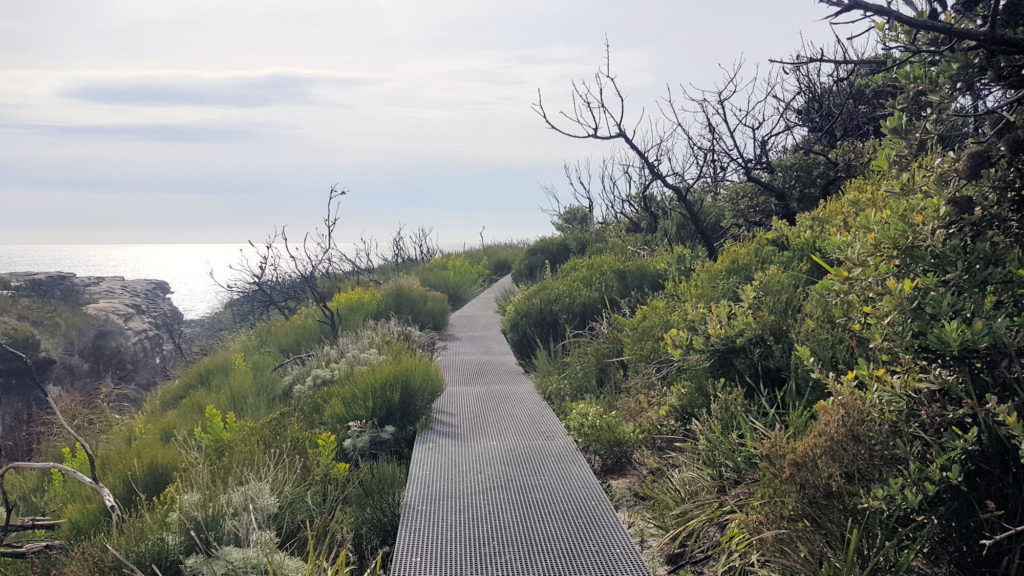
391;276;650;576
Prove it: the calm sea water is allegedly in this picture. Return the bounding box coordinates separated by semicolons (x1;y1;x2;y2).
0;244;247;319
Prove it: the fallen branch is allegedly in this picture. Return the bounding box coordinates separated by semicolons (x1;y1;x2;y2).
107;543;158;576
2;518;63;533
1;462;120;523
0;540;62;559
271;352;316;373
981;524;1024;550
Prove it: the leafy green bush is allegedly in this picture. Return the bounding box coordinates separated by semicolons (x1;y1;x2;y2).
0;318;44;356
501;252;666;363
493;282;518;316
2;260;448;575
564;400;636;470
413;255;488;309
510;235;580;284
629;155;1024;573
532;322;627;410
376;280;450;331
463;243;524;278
329;286;382;334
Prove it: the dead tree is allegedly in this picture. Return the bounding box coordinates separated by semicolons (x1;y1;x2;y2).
215;186;446;337
375;224;440;270
535;41;841;257
215;232;305;322
534;45;722;260
550;155;674;240
819;0;1024;55
215;186;367;339
0;343;119;559
280;186;350;339
666;63;801;225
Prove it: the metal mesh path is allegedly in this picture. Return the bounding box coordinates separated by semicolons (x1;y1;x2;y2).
391;276;651;576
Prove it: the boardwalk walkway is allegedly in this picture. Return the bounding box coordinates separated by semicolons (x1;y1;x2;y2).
391;276;650;575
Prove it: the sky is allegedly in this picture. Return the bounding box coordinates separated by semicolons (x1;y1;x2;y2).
0;1;836;246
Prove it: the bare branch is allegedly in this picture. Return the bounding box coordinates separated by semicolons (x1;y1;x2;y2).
819;0;1024;53
0;540;62;559
980;523;1024;550
1;462;120;525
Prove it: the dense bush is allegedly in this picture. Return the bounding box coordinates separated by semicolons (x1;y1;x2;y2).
0;318;44;356
346;460;408;566
323;353;444;445
501;252;666;363
329;285;382;334
512;154;1024;573
413;255;488;309
510;235;581;284
532;321;627;409
564;399;636;471
465;243;524;278
3;277;452;574
377;280;450;331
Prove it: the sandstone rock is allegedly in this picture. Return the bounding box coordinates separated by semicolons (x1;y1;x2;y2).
0;272;185;377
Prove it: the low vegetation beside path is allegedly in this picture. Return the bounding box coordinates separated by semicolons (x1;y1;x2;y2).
0;242;522;575
500;3;1024;573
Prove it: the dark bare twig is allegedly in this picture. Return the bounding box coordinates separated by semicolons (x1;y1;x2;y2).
821;0;1024;52
534;42;721;259
271;352;317;374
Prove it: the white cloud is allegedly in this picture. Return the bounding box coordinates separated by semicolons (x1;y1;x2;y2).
0;1;836;244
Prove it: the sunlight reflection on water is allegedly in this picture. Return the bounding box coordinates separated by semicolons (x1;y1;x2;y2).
0;244;246;319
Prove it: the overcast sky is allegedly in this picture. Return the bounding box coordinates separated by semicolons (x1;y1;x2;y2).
0;1;835;245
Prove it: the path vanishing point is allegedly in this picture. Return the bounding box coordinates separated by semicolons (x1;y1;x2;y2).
391;276;651;575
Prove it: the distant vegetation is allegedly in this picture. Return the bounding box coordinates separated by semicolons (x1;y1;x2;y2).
504;2;1024;574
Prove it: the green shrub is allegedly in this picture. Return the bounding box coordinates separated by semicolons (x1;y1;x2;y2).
564;400;636;470
493;282;518;317
510;235;579;284
664;264;812;395
413;255;488;309
2;269;445;575
346;460;407;567
0;318;44;356
254;306;329;358
465;243;525;278
329;286;383;333
376;280;450;331
89;500;183;576
323;354;444;440
532;322;628;410
501;252;666;363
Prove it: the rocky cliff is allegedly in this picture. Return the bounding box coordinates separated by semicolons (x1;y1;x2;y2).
0;272;186;460
0;272;185;377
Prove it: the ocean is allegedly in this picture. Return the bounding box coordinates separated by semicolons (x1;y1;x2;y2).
0;244;246;319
